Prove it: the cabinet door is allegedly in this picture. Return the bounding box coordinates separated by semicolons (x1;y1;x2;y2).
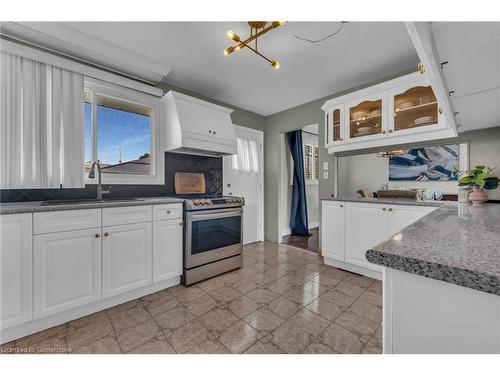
346;92;388;142
34;228;101;318
321;201;345;261
345;203;387;271
388;80;444;136
325;105;345;147
102;222;152;298
153;219;183;282
1;214;32;328
387;205;436;237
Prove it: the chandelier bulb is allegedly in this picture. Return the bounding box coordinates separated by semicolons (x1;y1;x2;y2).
227;30;235;40
223;47;234;56
271;60;280;69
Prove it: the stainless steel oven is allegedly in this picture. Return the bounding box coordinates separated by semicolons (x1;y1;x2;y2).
183;207;243;285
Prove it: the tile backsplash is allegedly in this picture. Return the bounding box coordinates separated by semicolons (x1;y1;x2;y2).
0;152;223;203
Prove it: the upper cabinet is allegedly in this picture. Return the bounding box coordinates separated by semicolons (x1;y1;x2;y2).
322;72;457;153
346;92;387;141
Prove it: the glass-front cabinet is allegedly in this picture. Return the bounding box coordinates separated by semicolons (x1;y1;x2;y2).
324;104;345;146
388;83;442;135
346;93;387;141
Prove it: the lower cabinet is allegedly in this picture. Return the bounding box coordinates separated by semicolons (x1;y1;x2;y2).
102;222;152;298
321;201;345;261
321;200;438;277
34;228;102;318
153;219;183;282
387;205;435;237
1;214;32;328
345;202;388;272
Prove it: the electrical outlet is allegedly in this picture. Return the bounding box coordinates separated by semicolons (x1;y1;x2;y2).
323;161;328;171
323;171;329;180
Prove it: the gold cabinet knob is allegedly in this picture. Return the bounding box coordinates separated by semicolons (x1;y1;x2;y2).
382;130;387;134
340;204;344;208
104;232;110;237
382;208;387;211
388;208;393;212
179;222;183;226
340;137;344;141
388;129;393;133
167;211;171;214
208;129;213;134
418;62;425;74
95;233;101;238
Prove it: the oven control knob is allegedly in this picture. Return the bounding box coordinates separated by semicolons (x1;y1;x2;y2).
206;199;212;205
193;200;200;205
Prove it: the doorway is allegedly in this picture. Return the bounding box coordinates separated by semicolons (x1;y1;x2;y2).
223;125;264;244
280;124;320;252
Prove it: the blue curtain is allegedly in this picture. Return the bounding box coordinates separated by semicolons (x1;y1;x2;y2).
286;130;310;236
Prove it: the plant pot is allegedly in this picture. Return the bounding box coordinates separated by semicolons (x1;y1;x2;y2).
468;187;488;205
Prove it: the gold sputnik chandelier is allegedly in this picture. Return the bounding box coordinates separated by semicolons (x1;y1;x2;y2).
223;21;287;69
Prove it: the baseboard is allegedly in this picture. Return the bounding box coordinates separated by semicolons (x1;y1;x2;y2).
0;276;180;344
323;257;382;281
308;221;319;229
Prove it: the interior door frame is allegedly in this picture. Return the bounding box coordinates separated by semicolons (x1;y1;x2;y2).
227;124;265;243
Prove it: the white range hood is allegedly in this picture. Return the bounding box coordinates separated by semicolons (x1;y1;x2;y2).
162;91;237;157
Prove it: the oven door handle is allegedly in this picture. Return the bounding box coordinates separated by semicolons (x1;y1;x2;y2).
187;208;242;221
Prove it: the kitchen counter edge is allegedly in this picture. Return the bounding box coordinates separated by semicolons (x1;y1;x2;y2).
0;197;185;215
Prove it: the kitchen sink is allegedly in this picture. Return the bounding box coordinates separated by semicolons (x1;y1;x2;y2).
41;198;145;206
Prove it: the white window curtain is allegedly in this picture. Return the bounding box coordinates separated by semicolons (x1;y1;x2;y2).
232;137;259;173
1;51;84;188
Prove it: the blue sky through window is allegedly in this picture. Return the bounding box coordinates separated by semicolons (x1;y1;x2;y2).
84;103;151;165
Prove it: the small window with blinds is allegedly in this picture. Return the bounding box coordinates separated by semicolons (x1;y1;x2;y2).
304;144;314;180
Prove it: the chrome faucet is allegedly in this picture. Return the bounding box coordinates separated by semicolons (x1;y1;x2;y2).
88;160;110;200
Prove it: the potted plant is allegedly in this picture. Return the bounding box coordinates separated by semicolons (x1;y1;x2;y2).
455;165;499;205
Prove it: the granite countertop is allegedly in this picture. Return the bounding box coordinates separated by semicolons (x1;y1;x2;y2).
323;196;444;207
366;202;500;295
0;196;184;215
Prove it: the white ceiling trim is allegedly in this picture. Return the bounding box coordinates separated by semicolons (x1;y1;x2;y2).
0;39;163;97
5;22;172;83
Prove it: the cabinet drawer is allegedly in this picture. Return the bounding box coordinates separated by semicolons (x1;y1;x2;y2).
34;209;101;234
152;203;183;221
102;205;152;226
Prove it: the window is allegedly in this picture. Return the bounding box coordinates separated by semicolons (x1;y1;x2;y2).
84;79;162;184
232;137;259;173
304;144;320;181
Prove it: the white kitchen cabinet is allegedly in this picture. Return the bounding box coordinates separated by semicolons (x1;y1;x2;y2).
102;205;152;227
1;214;32;328
321;200;438;278
102;222;152;298
321;201;345;261
34;228;101;318
324;104;346;147
387;78;446;138
387;205;436;237
346;92;388;142
153;219;183;282
344;202;387;272
321;72;457;154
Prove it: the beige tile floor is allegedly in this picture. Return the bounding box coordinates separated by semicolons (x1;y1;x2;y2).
0;241;382;354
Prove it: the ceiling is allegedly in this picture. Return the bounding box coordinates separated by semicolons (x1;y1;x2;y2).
1;22;419;116
431;22;500;132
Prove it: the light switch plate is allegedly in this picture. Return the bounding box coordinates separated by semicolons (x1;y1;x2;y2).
323;162;329;171
323;171;329;180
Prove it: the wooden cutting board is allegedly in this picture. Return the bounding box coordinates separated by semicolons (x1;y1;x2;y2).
175;172;206;194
